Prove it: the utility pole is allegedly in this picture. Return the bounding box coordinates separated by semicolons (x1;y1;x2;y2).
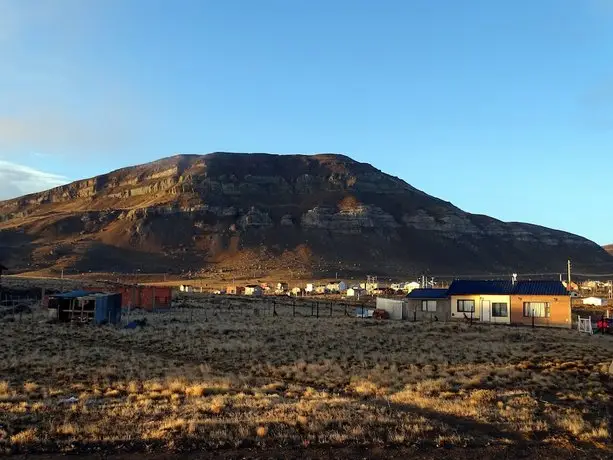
567;259;572;291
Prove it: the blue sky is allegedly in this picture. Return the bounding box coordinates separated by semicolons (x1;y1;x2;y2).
1;0;612;243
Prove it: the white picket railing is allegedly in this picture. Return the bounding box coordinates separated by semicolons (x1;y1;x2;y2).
577;315;593;335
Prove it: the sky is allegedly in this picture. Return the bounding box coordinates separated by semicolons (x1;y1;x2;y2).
1;0;612;243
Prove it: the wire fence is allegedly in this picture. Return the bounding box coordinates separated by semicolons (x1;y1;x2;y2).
172;294;373;319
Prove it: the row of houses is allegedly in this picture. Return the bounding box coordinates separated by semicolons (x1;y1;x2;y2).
216;278;432;298
374;280;571;328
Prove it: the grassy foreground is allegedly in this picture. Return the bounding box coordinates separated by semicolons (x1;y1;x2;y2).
1;303;612;456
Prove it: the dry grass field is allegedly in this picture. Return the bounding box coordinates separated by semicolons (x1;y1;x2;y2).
1;295;613;458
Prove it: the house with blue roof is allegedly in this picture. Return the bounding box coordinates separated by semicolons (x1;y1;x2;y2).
447;280;513;324
447;280;571;328
406;288;451;321
509;280;570;329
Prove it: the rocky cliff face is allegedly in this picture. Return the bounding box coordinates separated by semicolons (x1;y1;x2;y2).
0;152;610;276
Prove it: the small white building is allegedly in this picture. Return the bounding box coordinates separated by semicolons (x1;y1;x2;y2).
347;287;366;298
305;283;314;293
582;297;607;307
179;285;193;293
245;285;263;297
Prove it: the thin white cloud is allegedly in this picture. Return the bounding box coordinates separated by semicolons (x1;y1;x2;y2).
0;160;68;200
0;111;133;153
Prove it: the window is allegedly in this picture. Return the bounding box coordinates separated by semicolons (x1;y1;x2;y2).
457;299;475;312
523;302;550;318
492;302;508;317
421;300;437;312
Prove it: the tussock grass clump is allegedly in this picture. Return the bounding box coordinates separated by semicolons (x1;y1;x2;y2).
23;381;39;394
0;380;10;396
10;428;37;445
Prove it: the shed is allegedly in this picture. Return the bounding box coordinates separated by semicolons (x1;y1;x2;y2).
405;288;450;321
117;285;172;311
582;297;607;307
48;291;122;325
347;287;365;298
375;297;404;320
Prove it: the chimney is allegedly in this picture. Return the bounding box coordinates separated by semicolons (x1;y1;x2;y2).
512;273;518;285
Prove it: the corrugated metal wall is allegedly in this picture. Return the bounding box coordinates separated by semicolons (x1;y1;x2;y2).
117;286;172;310
375;297;405;320
94;293;122;325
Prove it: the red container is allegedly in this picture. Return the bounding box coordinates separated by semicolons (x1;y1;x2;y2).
116;286;173;310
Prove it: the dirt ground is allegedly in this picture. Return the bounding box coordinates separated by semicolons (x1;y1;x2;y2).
1;283;612;457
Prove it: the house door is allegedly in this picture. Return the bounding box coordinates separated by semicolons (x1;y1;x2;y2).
481;300;491;322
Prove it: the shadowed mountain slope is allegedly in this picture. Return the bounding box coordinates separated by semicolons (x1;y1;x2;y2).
1;153;610;277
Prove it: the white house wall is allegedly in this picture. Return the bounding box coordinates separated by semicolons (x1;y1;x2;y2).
450;294;511;324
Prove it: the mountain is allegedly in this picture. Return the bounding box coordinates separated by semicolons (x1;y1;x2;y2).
1;152;611;277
